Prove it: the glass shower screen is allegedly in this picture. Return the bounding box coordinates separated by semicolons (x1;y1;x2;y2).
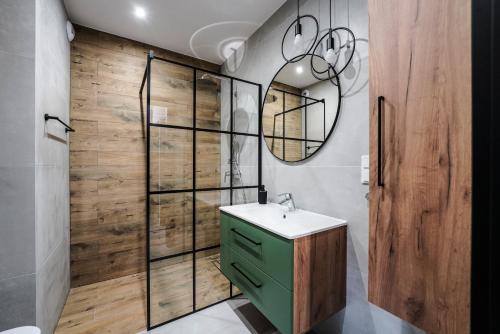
140;53;261;330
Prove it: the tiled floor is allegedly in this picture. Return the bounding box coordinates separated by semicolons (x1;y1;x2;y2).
55;273;147;334
55;271;277;334
140;298;278;334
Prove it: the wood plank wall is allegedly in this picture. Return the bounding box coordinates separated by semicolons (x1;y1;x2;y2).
69;26;220;287
263;82;302;160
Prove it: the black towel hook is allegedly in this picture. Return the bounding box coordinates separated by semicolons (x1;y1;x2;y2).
44;114;75;133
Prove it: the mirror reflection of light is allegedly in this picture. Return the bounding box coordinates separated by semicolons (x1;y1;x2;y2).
134;6;146;19
296;65;303;74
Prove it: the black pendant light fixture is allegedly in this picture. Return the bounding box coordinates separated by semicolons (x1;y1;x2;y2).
281;7;318;63
280;0;355;81
324;0;336;64
293;0;304;49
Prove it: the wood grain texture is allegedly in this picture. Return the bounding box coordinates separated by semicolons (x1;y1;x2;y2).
55;250;229;333
70;25;221;287
293;226;347;334
263;83;303;160
55;272;147;334
368;0;471;333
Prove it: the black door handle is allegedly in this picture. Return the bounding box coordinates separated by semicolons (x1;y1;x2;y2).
377;96;384;187
231;228;262;246
231;262;262;288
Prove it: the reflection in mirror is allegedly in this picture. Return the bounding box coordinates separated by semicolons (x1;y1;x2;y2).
263;54;341;162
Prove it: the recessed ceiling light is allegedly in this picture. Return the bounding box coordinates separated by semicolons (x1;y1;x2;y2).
296;65;303;74
134;6;146;19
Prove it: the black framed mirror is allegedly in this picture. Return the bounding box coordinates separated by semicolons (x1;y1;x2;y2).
263;54;341;162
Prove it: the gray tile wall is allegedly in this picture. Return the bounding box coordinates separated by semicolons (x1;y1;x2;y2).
0;0;70;332
222;0;425;333
0;0;37;330
34;0;71;333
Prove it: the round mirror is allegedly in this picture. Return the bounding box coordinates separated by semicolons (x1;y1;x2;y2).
263;54;341;162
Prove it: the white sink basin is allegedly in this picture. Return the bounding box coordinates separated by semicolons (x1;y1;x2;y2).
219;203;347;239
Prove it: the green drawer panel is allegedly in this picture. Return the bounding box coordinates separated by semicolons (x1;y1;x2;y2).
222;246;293;334
220;212;293;290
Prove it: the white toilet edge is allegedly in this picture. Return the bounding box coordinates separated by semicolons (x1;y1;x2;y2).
0;326;41;334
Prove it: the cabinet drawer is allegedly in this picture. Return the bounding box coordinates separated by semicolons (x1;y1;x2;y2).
220;212;293;290
221;246;292;334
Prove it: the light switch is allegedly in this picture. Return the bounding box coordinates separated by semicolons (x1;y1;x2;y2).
361;155;369;184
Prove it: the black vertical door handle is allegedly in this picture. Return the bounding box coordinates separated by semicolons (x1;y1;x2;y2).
377;96;384;187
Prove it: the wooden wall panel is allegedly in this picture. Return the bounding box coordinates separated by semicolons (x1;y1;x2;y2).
149;193;193;259
70;26;220;287
263;83;303;160
368;0;471;332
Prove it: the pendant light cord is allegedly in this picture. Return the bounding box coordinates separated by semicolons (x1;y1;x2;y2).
329;0;333;41
329;0;332;29
347;0;350;29
347;0;351;46
296;0;301;25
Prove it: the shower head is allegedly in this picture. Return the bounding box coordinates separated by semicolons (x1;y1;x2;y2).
199;73;222;85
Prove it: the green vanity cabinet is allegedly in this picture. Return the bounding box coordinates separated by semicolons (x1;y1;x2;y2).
220;212;294;290
221;245;293;334
220;211;347;334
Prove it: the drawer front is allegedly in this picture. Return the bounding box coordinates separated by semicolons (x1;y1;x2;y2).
220;212;293;290
221;246;292;334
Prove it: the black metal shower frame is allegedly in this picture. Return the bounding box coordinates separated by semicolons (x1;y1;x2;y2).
140;51;262;330
267;87;325;160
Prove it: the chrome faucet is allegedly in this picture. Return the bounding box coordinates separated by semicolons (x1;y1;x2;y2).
277;193;296;211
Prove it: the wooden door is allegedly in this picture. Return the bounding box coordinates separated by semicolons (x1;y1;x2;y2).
368;0;472;333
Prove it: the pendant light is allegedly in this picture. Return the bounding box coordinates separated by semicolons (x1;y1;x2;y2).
324;0;336;64
293;0;304;50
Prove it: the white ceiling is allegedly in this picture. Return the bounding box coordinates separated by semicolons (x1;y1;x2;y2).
64;0;286;65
